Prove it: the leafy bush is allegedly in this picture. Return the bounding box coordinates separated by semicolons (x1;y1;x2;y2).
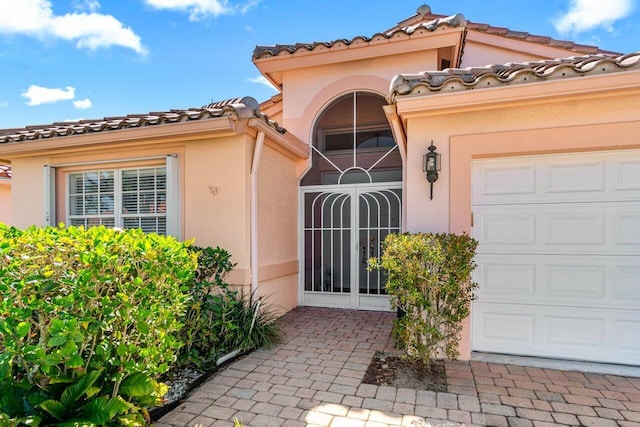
178;246;235;370
0;224;197;426
176;246;281;371
370;232;478;363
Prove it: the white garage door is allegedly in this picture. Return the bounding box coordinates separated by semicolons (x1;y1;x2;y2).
471;150;640;365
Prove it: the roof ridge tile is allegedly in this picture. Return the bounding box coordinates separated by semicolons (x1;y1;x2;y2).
0;96;287;145
389;52;640;100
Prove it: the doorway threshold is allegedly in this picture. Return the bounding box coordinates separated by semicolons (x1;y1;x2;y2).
472;352;640;378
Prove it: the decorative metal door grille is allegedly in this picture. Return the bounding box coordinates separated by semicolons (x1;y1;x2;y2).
301;185;401;309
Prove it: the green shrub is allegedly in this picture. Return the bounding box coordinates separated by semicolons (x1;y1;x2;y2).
176;246;281;371
178;246;235;370
220;287;281;353
0;224;197;426
370;232;478;363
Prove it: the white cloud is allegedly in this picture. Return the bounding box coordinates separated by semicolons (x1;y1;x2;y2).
72;0;101;13
248;75;277;91
0;101;8;108
554;0;635;34
144;0;259;21
238;0;260;15
22;85;75;106
0;0;146;54
73;98;93;109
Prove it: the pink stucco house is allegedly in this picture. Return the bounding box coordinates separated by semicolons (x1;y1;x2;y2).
0;5;638;366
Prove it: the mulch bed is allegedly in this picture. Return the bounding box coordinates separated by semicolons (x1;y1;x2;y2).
362;351;447;392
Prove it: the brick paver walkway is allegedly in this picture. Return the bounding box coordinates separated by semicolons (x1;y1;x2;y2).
157;307;640;427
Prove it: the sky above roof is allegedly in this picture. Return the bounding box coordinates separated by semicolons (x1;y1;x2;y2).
0;0;638;129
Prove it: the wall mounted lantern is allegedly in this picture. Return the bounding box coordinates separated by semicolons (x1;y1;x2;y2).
423;141;441;200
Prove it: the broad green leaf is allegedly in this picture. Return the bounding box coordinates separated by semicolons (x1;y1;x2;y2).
38;399;66;420
49;375;74;385
85;386;101;399
16;322;31;339
60;369;102;408
0;353;11;380
83;396;132;425
116;344;127;356
116;413;146;427
118;373;154;397
47;335;67;347
15;416;42;426
43;353;63;366
65;354;84;369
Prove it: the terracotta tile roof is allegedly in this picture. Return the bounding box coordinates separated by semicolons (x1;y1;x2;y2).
0;96;285;144
254;5;614;61
388;5;615;56
252;12;466;60
464;22;614;55
389;52;640;100
0;164;10;179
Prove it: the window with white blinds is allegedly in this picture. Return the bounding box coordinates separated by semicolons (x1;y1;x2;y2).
67;166;167;235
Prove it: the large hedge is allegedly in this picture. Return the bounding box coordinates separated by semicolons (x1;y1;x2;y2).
0;224;197;426
370;232;478;363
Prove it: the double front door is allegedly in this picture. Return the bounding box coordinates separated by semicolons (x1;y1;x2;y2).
300;183;402;310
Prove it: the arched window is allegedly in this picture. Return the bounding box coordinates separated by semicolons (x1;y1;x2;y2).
301;91;402;186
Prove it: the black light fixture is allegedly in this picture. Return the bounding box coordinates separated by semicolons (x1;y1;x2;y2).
423;141;441;200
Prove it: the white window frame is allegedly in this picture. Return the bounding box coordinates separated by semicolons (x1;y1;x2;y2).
67;166;168;233
44;155;181;238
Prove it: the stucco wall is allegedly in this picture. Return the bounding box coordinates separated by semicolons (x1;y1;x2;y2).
281;51;439;142
256;143;300;313
0;182;11;225
7;133;253;274
402;90;640;235
460;40;547;68
183;134;250;269
10;156;48;228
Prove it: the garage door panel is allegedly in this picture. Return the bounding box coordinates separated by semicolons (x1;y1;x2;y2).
544;316;604;349
476;261;536;297
546;264;604;299
480;213;536;245
545;212;605;245
616;213;640;244
473;150;640;205
615;266;640;302
615;320;640;353
615;158;640;191
545;160;605;194
479;164;536;196
473;303;640;364
475;202;640;255
475;254;640;310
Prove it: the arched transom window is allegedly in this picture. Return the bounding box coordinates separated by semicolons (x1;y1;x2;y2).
301;91;402;186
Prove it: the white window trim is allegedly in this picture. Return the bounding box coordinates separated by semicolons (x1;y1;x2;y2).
45;155;181;239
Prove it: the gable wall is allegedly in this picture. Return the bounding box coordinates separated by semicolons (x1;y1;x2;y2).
460;40;548;68
281;50;439;143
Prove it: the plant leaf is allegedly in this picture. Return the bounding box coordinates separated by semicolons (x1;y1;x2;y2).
16;322;31;339
83;396;133;425
118;373;154;397
60;369;102;408
38;399;67;420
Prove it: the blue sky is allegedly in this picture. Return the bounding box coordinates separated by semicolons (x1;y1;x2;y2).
0;0;638;129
